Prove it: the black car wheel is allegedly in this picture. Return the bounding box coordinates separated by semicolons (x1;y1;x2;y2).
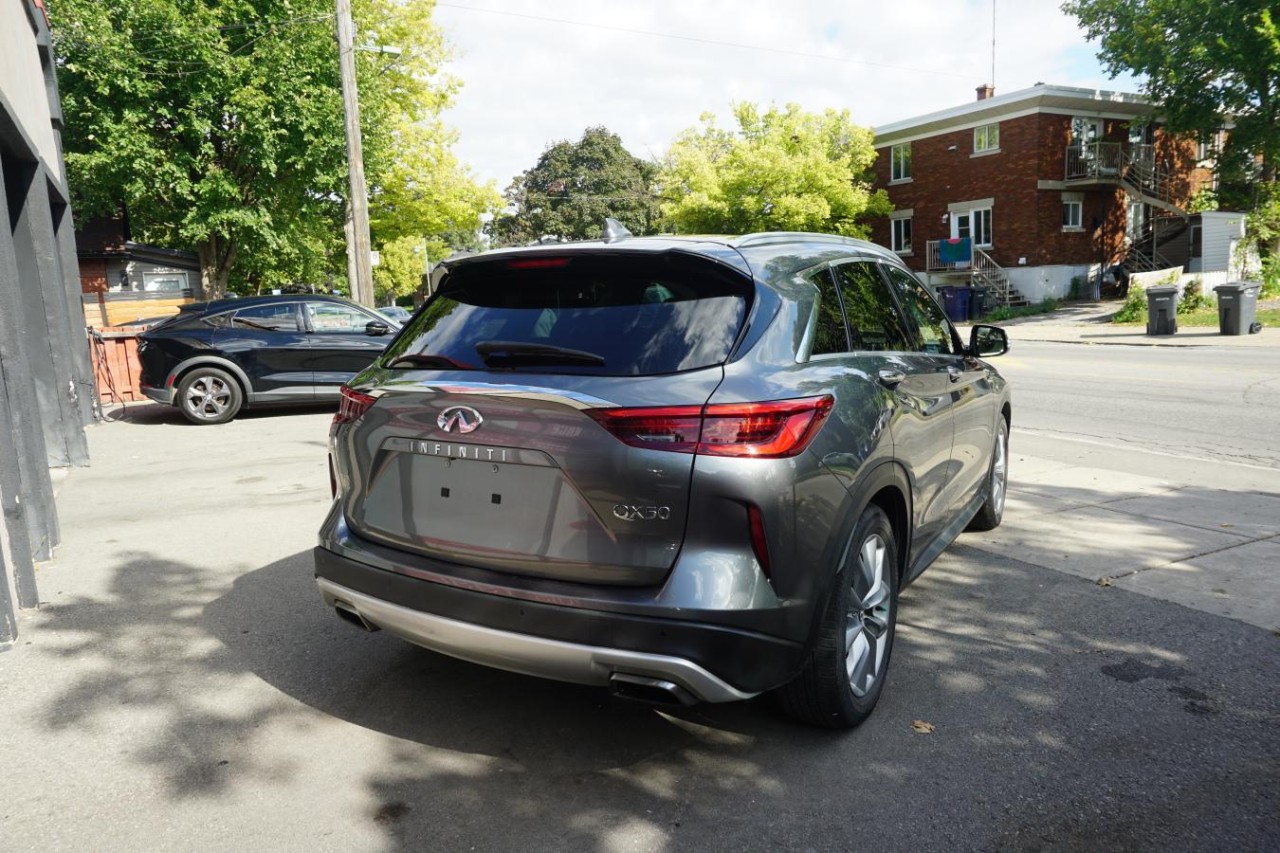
777;504;898;728
177;367;243;425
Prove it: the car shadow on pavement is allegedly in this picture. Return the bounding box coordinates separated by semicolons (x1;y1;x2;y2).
22;533;1280;850
103;401;339;426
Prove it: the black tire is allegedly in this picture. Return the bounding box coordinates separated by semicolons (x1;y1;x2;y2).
176;367;243;425
967;416;1009;532
777;504;899;729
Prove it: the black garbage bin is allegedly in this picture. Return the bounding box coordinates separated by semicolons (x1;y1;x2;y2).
1146;285;1178;335
968;287;988;320
1212;282;1261;335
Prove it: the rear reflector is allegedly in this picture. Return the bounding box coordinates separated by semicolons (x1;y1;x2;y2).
746;503;771;577
587;395;833;459
334;385;376;425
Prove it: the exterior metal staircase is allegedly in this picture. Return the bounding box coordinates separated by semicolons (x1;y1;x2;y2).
924;242;1027;308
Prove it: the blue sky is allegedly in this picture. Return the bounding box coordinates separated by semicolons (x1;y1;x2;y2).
433;0;1146;189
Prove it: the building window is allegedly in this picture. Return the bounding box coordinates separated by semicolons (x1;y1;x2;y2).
971;208;993;247
890;144;911;181
973;123;1000;153
1062;199;1083;229
1071;116;1102;147
891;216;913;254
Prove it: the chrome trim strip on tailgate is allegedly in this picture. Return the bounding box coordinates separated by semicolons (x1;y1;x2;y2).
316;578;758;703
369;380;617;410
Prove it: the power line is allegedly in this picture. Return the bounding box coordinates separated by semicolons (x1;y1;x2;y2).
436;3;982;81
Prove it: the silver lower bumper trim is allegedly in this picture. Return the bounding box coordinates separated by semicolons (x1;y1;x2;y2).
316;578;758;704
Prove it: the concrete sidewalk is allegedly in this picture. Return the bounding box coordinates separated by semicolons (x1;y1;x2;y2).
971;300;1280;348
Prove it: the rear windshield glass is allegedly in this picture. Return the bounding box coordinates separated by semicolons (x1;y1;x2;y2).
381;253;751;376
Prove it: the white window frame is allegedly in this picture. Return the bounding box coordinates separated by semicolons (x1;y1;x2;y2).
949;202;993;249
890;143;911;182
1071;116;1103;147
1061;193;1083;231
890;212;913;254
973;123;1000;154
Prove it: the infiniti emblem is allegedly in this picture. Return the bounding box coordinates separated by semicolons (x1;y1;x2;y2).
437;405;484;434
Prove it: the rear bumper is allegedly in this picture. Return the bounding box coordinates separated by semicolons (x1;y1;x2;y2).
141;385;173;405
313;544;806;700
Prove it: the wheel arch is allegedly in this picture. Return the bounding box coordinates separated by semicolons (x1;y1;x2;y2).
168;357;253;405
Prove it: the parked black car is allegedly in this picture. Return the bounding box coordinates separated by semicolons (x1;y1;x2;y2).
138;294;396;424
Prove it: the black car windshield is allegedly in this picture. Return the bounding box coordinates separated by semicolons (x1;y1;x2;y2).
381;253;751;376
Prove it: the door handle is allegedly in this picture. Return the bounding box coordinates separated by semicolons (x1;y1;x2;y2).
945;366;962;383
877;368;906;388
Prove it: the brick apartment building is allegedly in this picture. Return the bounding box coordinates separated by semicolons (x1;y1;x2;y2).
871;83;1221;306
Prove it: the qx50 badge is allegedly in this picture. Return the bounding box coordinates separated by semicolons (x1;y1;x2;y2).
613;505;672;522
437;405;484;434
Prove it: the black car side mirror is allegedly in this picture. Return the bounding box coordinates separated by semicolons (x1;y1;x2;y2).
365;320;391;337
969;324;1008;358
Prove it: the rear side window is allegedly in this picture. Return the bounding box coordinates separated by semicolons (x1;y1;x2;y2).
832;262;911;352
881;265;958;355
231;303;299;332
383;253;751;376
808;270;850;355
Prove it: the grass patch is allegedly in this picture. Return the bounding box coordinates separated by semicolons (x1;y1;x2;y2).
1113;306;1280;327
984;297;1061;322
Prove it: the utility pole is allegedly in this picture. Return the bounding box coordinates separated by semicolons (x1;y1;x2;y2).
336;0;375;307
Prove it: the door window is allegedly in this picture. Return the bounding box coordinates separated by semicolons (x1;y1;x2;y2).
808;269;850;355
231;303;299;332
881;265;958;355
831;262;911;352
307;301;377;333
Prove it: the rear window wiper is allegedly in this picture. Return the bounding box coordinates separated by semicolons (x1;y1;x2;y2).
384;353;472;370
474;340;606;368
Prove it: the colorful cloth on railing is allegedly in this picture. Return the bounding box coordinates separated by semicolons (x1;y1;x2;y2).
939;237;972;264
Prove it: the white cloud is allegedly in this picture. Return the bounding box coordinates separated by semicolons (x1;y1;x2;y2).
433;0;1141;188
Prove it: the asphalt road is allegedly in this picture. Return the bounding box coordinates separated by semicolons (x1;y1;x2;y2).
2;345;1279;851
995;341;1280;472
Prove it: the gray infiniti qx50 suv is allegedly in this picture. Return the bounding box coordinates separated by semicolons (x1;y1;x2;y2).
315;230;1011;727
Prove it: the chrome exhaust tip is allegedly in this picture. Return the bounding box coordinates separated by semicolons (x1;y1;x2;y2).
333;601;379;632
608;672;697;707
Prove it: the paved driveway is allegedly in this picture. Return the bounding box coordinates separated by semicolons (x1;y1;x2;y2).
1;404;1276;852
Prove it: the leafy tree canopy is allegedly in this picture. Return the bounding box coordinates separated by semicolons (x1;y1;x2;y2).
51;0;495;298
1063;0;1280;186
658;103;891;237
489;127;659;246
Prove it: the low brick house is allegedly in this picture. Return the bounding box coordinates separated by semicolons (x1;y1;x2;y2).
871;83;1218;306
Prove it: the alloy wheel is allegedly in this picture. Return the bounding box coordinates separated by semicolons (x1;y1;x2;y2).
991;423;1008;516
184;374;232;420
846;533;893;697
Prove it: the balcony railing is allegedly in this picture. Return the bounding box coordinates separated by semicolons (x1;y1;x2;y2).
1065;141;1125;181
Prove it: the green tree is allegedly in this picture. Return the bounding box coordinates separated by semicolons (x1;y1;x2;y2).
489;127;659;246
372;235;427;305
1063;0;1280;253
658;103;891;237
51;0;490;298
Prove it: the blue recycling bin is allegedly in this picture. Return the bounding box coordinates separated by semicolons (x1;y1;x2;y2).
940;286;972;323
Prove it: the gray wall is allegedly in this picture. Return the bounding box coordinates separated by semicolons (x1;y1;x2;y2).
0;0;94;643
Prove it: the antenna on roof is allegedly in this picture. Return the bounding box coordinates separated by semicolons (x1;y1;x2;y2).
991;0;997;90
602;218;633;244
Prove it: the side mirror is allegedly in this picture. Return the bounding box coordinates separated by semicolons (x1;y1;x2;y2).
365;320;391;337
969;324;1008;358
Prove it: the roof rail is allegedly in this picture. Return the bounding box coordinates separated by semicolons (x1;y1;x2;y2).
733;232;868;248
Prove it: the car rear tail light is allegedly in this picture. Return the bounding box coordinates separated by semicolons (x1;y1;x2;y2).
585;406;703;453
587;395;833;459
746;503;771;577
334;385;376;425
